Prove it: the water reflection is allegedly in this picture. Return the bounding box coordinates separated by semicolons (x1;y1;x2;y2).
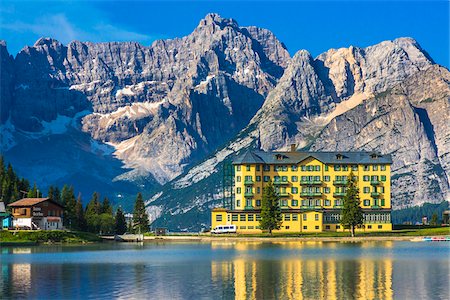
1;241;449;299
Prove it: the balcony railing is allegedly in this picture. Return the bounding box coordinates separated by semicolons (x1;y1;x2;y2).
244;192;254;197
273;181;289;185
333;192;346;197
371;192;381;197
300;192;322;197
300;180;322;185
371;205;381;209
244;179;254;185
244;205;254;210
333;205;343;209
278;192;289;196
370;180;381;185
333;180;348;186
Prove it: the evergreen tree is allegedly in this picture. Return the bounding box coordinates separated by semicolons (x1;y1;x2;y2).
115;207;127;235
260;180;282;234
61;185;77;229
430;213;439;226
341;171;364;237
85;192;101;233
74;194;87;231
27;183;38;198
133;193;149;233
48;185;55;200
101;197;113;215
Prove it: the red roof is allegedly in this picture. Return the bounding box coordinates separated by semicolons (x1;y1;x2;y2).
8;198;63;208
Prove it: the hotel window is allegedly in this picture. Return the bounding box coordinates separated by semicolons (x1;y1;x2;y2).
334;200;341;206
280;199;288;207
256;200;261;206
232;214;238;221
248;226;254;229
324;200;331;206
381;165;386;171
282;165;288;171
301;165;306;171
325;165;329;171
274;176;280;182
303;214;307;221
381;199;385;206
264;165;270;171
291;165;298;171
364;200;370;206
256;165;260;171
291;200;298;206
240;226;246;229
246;165;251;171
380;186;385;193
303;226;307;230
363;165;370;171
263;176;270;182
240;214;246;221
291;187;298;194
336;225;340;229
236;187;241;194
285;226;290;230
248;214;254;221
314;199;320;206
245;187;252;194
291;176;298;182
334;165;341;171
285;214;291;221
236;200;241;207
324;187;330;194
342;165;348;171
352;165;358;171
324;176;330;182
381;175;386;181
378;225;382;229
257;187;260;194
315;214;319;221
315;226;320;230
216;215;222;222
363;187;370;193
237;166;241;171
314;176;320;181
315;165;320;171
373;199;379;206
325;225;330;230
256;214;261;221
363;175;369;181
256;176;261;182
292;214;298;221
236;176;241;182
373;165;378;171
282;176;288;182
246;199;252;207
367;225;372;229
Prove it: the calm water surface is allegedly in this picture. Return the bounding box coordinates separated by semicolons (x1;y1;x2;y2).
1;241;449;299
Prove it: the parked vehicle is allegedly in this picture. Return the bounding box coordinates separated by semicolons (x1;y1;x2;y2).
211;225;237;234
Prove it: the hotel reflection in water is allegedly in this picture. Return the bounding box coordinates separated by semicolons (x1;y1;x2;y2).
210;241;394;300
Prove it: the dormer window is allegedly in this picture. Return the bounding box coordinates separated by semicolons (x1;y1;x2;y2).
336;154;343;160
275;154;285;160
370;153;379;159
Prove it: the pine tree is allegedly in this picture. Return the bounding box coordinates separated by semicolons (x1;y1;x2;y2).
260;180;282;234
115;207;127;235
74;194;87;231
61;185;77;229
27;183;38;198
341;171;364;237
85;192;101;233
101;197;113;215
133;193;149;233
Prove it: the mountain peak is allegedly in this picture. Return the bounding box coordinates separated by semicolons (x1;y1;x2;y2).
33;37;62;47
198;13;239;29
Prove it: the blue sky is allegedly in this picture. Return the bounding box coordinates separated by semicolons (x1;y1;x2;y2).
1;1;448;67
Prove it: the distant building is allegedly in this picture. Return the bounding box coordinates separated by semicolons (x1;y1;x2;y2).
0;202;12;229
212;148;392;233
8;198;64;230
443;210;450;225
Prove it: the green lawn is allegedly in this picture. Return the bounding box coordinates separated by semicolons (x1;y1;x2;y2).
0;230;102;245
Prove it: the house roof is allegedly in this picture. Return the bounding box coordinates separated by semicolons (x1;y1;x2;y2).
8;198;64;208
232;150;392;165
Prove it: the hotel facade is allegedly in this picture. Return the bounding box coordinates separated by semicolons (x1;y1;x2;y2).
212;148;392;233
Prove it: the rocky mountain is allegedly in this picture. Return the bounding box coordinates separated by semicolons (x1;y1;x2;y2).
1;14;289;200
1;14;448;229
146;38;448;231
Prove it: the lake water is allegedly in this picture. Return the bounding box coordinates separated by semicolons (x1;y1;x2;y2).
1;241;449;299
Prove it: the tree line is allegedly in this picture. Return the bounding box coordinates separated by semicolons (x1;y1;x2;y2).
0;156;149;234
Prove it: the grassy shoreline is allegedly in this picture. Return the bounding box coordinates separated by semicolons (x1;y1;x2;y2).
0;230;101;246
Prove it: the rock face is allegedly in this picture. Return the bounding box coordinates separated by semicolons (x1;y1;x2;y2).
2;13;289;187
1;14;448;229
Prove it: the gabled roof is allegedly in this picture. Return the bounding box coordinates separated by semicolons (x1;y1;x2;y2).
232;150;392;165
8;198;64;208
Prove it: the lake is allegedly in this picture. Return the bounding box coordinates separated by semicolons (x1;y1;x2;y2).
1;241;449;299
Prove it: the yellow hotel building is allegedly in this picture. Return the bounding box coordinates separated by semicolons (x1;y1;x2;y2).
212;148;392;233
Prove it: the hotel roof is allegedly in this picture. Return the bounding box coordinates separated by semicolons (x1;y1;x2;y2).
232;150;393;165
8;198;63;208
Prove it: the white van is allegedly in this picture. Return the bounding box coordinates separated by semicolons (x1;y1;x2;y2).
211;224;237;234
